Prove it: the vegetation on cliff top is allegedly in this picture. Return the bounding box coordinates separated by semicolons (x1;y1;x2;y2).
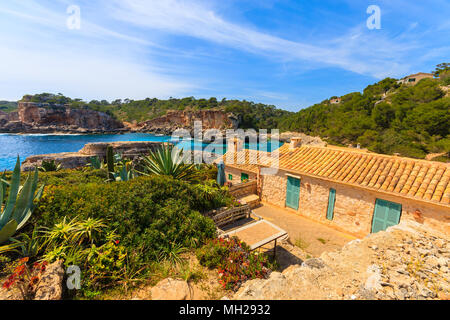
11;63;450;161
280;76;449;160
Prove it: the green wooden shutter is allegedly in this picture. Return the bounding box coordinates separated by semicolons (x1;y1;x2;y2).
286;176;300;210
326;189;336;221
372;199;402;233
241;173;249;182
228;174;233;181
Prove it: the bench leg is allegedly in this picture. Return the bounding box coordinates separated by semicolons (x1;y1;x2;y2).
273;239;277;259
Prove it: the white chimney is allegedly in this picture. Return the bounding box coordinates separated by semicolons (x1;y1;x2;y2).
290;137;302;150
230;136;244;153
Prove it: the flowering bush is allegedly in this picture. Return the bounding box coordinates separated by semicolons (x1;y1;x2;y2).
196;237;273;291
2;257;48;300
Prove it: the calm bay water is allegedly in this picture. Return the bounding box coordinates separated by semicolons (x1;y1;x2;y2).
0;133;282;171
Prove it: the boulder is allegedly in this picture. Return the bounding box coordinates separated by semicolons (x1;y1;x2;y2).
34;260;65;300
150;278;191;300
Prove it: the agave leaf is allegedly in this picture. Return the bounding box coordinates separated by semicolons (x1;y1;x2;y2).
0;175;4;208
0;219;18;244
0;157;21;228
11;173;33;224
0;241;23;255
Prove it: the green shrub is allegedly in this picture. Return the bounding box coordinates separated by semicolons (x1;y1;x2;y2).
35;175;221;263
197;237;273;291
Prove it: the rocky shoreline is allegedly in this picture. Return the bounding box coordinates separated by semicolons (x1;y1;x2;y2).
21;141;165;171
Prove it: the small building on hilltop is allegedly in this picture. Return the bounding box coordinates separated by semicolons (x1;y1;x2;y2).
330;97;342;104
221;138;450;238
397;72;434;85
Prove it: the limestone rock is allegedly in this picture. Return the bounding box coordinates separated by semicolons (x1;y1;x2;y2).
34;260;65;300
21;141;164;171
233;220;449;300
150;278;191;300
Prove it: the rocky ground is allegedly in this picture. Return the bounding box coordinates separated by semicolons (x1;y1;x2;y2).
233;221;449;300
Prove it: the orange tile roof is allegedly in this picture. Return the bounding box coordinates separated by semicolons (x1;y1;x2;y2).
222;144;450;207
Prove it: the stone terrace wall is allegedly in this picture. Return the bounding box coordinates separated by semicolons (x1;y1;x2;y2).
229;181;258;198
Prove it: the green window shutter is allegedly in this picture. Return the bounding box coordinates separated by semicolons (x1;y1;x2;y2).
228;174;233;180
285;176;300;210
241;173;249;182
372;199;402;233
326;189;336;221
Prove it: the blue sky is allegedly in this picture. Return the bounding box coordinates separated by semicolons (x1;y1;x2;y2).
0;0;449;111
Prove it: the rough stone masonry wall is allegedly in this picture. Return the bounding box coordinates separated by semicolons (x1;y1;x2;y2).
225;167;257;185
260;170;450;237
229;181;258;198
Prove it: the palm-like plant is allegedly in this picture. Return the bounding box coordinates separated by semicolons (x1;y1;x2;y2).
0;157;44;246
138;144;197;181
38;160;62;172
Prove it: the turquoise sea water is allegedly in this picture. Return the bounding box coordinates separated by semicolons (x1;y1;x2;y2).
0;133;282;171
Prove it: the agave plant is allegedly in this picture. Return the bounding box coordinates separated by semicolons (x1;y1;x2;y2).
38;159;62;172
87;156;106;170
138;144;197;181
0;157;44;246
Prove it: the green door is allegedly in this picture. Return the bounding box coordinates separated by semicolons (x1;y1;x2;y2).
241;173;249;182
372;199;402;233
327;189;336;221
286;176;300;210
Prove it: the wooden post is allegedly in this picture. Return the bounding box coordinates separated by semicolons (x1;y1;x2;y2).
273;239;277;259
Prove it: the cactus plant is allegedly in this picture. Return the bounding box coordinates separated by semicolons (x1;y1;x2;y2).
0;157;44;245
106;146;115;181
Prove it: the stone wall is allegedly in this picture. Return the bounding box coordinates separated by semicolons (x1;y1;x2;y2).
229;180;258;198
259;169;450;237
225;167;257;185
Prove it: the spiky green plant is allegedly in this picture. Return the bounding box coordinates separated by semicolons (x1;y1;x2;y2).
0;157;44;246
9;225;43;258
106;145;115;181
88;156;105;170
38;159;62;172
138;144;197;181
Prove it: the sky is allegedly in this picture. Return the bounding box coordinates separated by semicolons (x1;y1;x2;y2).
0;0;449;112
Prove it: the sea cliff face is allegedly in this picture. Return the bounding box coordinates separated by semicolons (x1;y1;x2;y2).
0;102;125;133
0;103;239;135
132;110;240;134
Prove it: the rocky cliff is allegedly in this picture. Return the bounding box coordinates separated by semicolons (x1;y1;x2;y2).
0;102;125;133
132;109;240;134
0;103;240;135
233;221;449;300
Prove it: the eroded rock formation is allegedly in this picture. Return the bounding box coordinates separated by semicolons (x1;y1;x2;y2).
21;141;165;171
0;102;125;133
133;110;240;134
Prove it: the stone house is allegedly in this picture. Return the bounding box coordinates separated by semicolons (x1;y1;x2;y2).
222;138;450;238
330;97;342;104
397;72;434;85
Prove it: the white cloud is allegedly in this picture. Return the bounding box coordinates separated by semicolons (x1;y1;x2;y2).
0;0;195;101
106;0;419;78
